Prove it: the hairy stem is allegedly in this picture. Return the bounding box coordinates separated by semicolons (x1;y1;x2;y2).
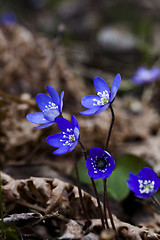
105;179;116;231
151;196;160;209
73;157;90;224
78;139;105;228
103;179;109;229
103;104;118;237
104;104;115;151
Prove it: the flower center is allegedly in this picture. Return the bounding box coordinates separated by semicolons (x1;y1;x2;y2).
69;134;76;142
138;179;155;194
101;97;109;105
93;90;109;106
96;158;107;169
44;102;58;111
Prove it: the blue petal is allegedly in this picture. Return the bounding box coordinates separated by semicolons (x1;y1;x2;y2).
43;109;60;122
26;112;48;124
56;117;73;132
89;148;105;159
138;167;157;180
138;167;160;192
47;133;64;147
81;95;101;108
34;122;54;129
110;73;121;102
88;170;101;179
151;67;160;80
131;67;160;85
71;115;79;131
126;172;139;193
134;191;153;199
80;106;101;115
53;146;70;155
74;127;80;140
60;91;64;112
94;103;110;115
47;85;60;105
69;141;78;152
94;76;110;94
36;94;54;111
100;171;111;179
86;157;94;170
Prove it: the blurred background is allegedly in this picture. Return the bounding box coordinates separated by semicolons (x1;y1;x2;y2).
0;0;160;233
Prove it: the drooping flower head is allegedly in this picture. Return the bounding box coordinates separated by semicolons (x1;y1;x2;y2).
131;66;160;85
86;148;115;179
47;115;80;155
80;74;121;116
127;167;160;199
26;85;64;129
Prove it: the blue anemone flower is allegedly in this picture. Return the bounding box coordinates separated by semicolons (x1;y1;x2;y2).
132;66;160;84
47;115;80;155
26;86;64;129
86;148;115;179
80;74;121;115
127;167;160;199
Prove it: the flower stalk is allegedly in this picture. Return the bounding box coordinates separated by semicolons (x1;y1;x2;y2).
73;157;90;224
103;104;118;236
151;196;160;210
104;104;115;151
78;140;105;229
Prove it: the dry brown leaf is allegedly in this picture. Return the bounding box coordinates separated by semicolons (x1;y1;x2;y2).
1;172;160;239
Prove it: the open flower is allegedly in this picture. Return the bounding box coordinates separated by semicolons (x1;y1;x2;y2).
47;115;80;155
127;167;160;199
131;66;160;84
86;148;115;179
80;74;121;115
26;86;64;129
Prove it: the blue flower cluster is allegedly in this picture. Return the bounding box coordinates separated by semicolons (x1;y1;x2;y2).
26;75;120;180
26;73;160;199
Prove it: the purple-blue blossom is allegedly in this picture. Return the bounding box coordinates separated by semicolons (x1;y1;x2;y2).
131;66;160;84
80;74;121;115
0;12;17;26
26;86;64;129
47;115;80;155
86;148;115;179
127;167;160;199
